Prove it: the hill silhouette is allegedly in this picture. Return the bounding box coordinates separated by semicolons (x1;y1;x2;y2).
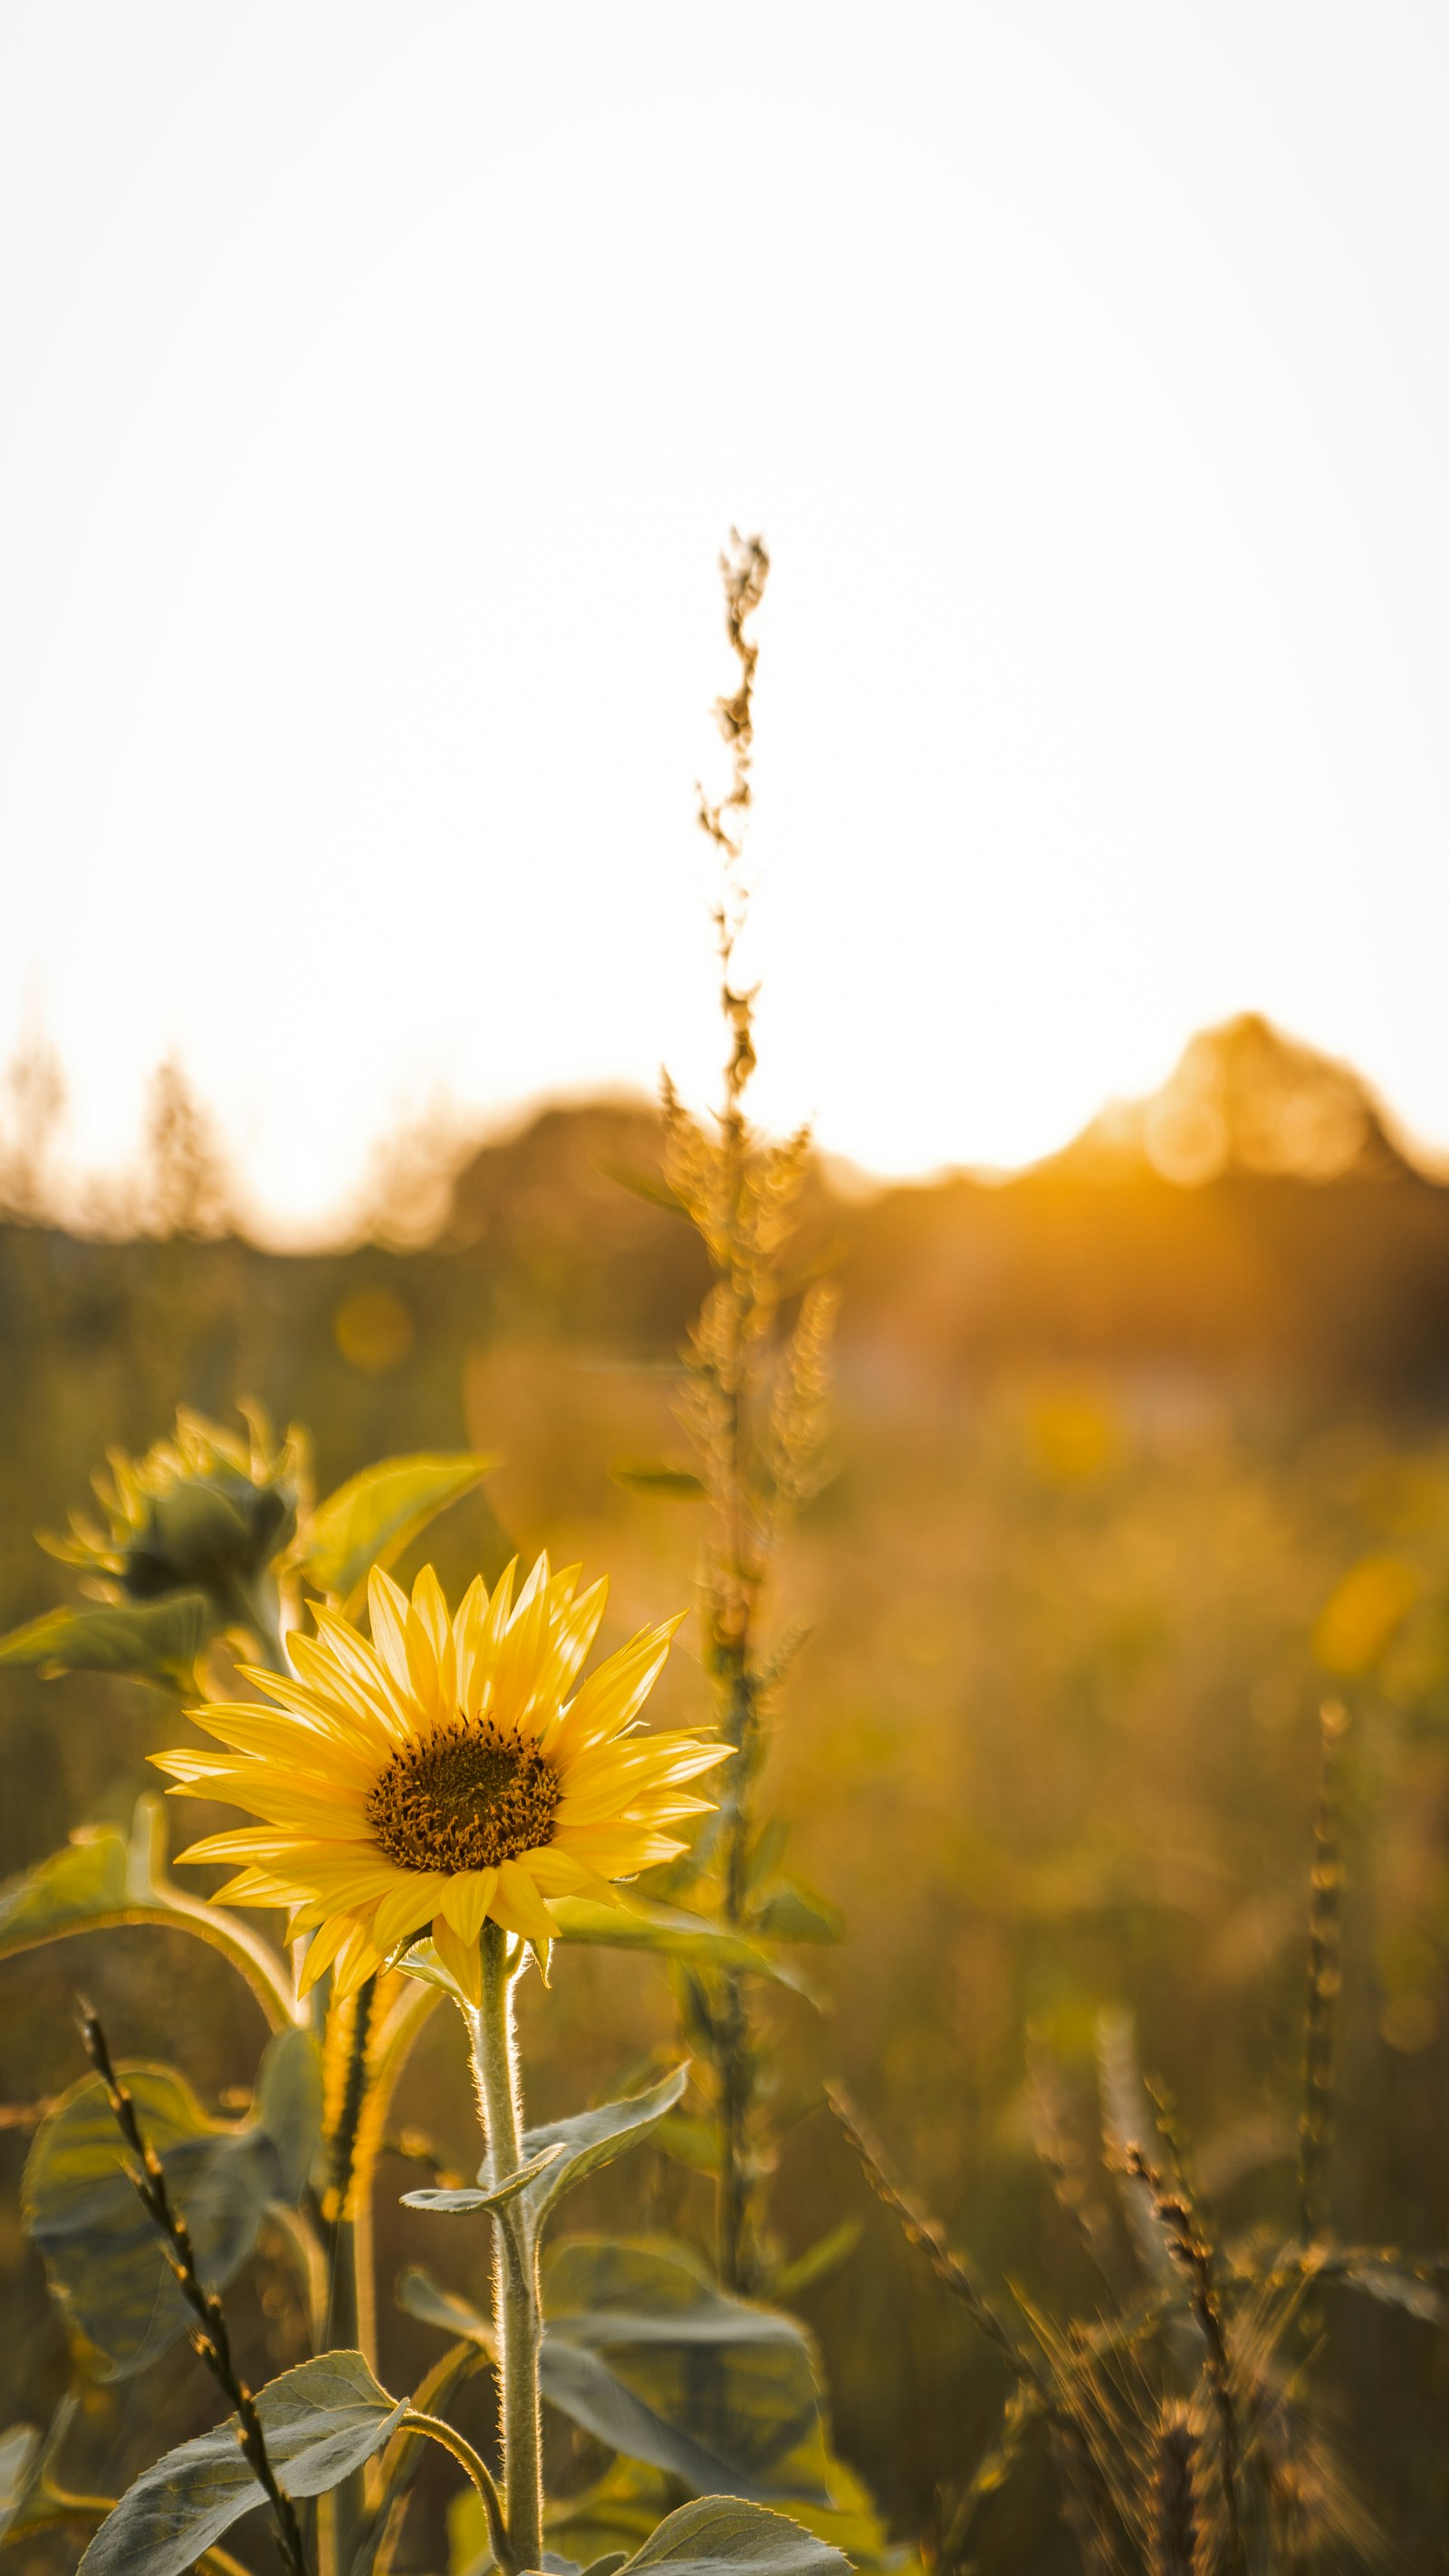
430;1018;1449;1395
2;1017;1448;1436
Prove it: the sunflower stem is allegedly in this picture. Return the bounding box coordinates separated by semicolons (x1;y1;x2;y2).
468;1922;541;2576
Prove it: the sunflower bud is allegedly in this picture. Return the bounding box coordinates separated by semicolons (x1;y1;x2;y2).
43;1407;304;1656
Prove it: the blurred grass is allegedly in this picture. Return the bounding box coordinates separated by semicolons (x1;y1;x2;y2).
5;1077;1449;2564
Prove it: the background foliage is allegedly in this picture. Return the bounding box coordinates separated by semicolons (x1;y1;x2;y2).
4;1022;1449;2566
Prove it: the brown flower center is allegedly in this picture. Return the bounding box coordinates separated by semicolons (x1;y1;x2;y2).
366;1719;561;1874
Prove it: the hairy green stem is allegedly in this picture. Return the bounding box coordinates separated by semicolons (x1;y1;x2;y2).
468;1921;542;2576
398;2412;511;2572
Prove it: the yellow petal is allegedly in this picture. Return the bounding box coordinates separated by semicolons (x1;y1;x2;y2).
367;1564;414;1693
431;1911;484;2004
298;1908;361;1996
439;1868;499;1946
550;1617;683;1761
490;1858;560;1943
452;1574;490;1718
489;1552;551;1734
519;1845;623;1904
331;1924;385;1999
371;1871;448;1956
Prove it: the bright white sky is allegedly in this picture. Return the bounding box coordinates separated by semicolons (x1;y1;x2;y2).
4;4;1448;1240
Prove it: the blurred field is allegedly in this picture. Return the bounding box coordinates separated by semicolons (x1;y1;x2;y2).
4;1019;1449;2567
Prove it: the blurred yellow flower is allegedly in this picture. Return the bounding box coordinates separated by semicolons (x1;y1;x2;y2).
1312;1552;1418;1677
153;1555;723;2002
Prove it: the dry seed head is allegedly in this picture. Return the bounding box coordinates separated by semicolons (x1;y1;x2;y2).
1152;2404;1203;2576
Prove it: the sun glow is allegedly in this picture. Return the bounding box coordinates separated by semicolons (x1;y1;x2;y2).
4;7;1449;1236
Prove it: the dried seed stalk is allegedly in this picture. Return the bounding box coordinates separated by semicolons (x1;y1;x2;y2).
77;2003;309;2576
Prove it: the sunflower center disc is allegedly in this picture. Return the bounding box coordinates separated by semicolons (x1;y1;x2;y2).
366;1720;561;1873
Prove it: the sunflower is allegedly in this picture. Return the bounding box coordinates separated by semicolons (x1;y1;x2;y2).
153;1555;724;2002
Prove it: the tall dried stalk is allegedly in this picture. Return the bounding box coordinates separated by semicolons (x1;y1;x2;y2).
662;532;838;2293
78;2004;309;2576
1124;2145;1245;2576
1298;1698;1348;2246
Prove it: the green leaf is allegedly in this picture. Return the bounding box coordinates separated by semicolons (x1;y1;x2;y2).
609;1465;708;1502
76;2351;405;2576
399;1902;806;2009
0;2394;85;2547
0;1593;212;1684
398;2267;496;2356
403;2072;691;2228
542;2242;824;2500
251;2023;326;2203
549;1897;808;1993
296;1452;499;1613
0;1824;137;1957
766;2224;861;2302
0;2421;43;2545
751;1887;843;1946
0;1798;298;2030
24;2029;322;2379
403;2238;828;2499
517;2064;691;2225
400;2256;813;2504
401;2141;565;2217
619;2496;851;2576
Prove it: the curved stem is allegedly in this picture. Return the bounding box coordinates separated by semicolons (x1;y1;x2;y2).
399;2411;512;2575
363;2343;492;2576
468;1923;542;2576
4;1901;300;2031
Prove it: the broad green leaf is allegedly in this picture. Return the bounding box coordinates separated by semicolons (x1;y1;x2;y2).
516;2063;690;2225
650;2111;721;2176
0;1798;298;2030
751;1887;843;1946
398;2267;495;2356
0;1824;137;1956
609;1464;708;1502
76;2350;405;2576
549;1897;807;1992
399;2264;792;2503
518;2452;889;2576
251;2022;326;2202
0;2395;91;2549
401;2141;564;2217
0;1593;211;1684
536;2458;679;2572
541;2341;771;2501
0;2421;43;2545
24;2029;321;2379
619;2495;851;2576
544;2241;823;2497
296;1452;498;1613
401;1903;804;2004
